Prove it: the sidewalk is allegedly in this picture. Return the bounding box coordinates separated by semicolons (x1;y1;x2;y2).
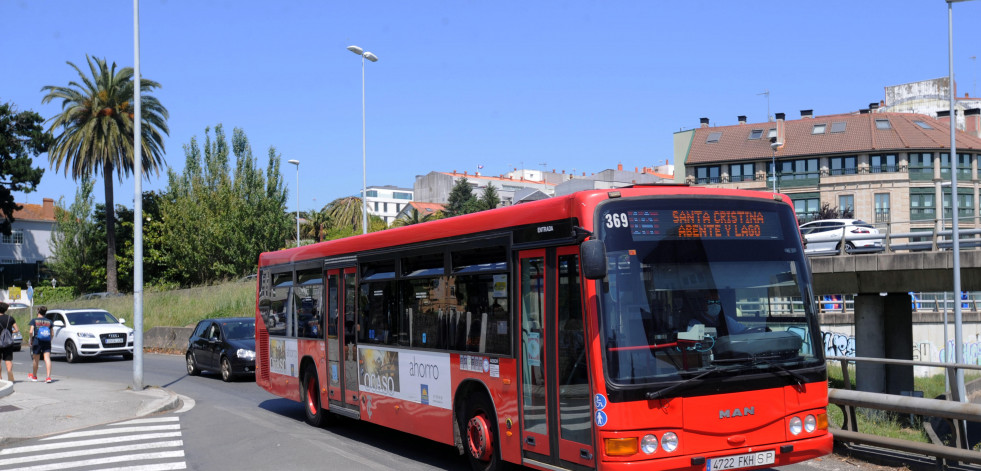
0;376;180;446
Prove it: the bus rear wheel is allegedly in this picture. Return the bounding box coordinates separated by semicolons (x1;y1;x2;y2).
460;393;505;471
303;370;327;427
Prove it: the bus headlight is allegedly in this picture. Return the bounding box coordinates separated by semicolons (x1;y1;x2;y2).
661;432;678;452
804;414;817;433
640;434;658;454
789;416;803;435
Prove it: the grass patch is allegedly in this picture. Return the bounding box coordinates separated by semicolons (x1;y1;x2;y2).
10;279;255;332
827;362;981;444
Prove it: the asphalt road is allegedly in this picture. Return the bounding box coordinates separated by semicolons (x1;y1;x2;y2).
4;348;899;471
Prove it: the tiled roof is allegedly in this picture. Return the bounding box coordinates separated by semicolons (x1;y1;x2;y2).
407;201;445;213
12;199;55;222
686;112;981;165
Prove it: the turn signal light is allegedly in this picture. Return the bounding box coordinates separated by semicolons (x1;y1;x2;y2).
817;412;829;430
605;438;638;456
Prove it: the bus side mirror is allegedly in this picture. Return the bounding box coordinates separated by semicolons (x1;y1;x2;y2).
581;239;608;280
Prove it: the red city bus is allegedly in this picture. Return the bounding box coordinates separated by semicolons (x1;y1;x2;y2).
255;186;832;471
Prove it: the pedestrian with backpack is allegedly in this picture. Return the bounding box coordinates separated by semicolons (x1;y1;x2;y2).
29;306;52;383
0;302;19;382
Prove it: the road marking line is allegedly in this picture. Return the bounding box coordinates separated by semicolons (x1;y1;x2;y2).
0;450;185;471
41;424;180;440
0;440;183;466
111;417;180;426
91;463;187;471
0;432;182;455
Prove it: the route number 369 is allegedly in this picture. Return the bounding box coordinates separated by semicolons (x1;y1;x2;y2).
605;213;629;228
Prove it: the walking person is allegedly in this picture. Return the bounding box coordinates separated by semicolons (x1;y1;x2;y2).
0;302;19;382
28;306;52;383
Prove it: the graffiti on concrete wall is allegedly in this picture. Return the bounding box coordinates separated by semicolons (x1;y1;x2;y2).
822;331;855;357
938;340;981;364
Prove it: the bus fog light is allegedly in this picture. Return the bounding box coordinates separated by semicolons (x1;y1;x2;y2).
661;432;678;452
640;434;658;454
804;415;816;432
789;417;802;435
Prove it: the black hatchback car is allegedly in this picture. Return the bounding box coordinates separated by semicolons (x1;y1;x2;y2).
186;317;256;382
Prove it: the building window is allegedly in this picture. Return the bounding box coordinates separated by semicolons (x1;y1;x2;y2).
695;166;720;184
831;122;846;133
1;230;23;245
393;192;412;200
910;193;935;221
728;163;754;182
874;193;890;223
875;119;892;130
365;190;378;198
767;128;777;139
829;156;857;176
748;129;763;140
913;120;933;130
942;189;974;221
792;197;820;223
839;195;854;215
779;158;819;181
706;132;722;143
870;154;897;173
374;202;379;211
383;202;389;213
812;124;827;134
909;153;933;175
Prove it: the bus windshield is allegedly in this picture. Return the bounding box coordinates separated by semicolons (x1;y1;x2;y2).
595;196;822;387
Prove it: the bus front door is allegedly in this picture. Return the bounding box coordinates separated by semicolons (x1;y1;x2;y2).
519;247;595;469
326;267;360;413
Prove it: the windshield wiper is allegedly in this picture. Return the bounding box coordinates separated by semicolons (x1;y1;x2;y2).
645;366;731;400
714;354;807;387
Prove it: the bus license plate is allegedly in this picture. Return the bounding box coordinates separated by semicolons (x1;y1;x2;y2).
707;450;775;471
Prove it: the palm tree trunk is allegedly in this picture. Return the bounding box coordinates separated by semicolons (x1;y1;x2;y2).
104;163;118;294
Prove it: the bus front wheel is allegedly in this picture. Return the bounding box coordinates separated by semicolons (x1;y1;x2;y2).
460;393;505;471
303;370;327;427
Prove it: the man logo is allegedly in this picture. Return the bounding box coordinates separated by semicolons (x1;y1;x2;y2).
719;407;755;419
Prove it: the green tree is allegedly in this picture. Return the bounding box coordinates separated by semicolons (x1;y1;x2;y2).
0;101;50;235
302;208;331;243
479;183;501;211
446;177;478;217
324;196;365;233
42;55;170;294
48;177;100;293
159;125;289;286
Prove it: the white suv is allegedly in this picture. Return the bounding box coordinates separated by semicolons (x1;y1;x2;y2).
799;219;884;255
45;309;135;363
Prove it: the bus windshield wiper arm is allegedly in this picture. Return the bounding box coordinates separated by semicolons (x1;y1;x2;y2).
645;367;723;400
715;355;807;387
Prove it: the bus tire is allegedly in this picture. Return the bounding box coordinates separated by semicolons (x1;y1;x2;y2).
460;392;506;471
303;370;327;427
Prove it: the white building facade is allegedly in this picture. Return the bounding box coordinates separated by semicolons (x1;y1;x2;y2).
365;185;413;225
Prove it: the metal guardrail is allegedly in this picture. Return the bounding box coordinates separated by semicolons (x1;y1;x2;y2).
827;356;981;466
806;221;981;256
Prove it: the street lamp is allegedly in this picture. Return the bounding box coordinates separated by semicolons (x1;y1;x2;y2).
769;138;783;193
347;45;378;235
288;159;300;247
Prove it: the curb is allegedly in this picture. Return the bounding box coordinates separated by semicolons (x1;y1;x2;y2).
0;379;11;398
134;386;183;417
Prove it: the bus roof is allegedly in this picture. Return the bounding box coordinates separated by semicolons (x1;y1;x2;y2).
258;186;792;268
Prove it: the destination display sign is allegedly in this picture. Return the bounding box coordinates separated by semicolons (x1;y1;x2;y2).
603;209;784;241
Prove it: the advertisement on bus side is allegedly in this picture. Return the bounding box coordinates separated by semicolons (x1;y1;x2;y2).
358;345;451;409
269;338;298;377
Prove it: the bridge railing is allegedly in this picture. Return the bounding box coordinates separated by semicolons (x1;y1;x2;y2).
827;355;981;465
806;216;981;256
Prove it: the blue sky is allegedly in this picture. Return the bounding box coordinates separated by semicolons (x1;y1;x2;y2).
3;0;981;214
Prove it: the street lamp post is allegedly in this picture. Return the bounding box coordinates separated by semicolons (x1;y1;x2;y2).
288;159;300;247
347;45;378;235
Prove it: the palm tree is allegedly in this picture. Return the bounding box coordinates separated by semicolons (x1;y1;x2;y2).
303;208;331;243
42;55;169;294
324;196;365;232
391;207;441;227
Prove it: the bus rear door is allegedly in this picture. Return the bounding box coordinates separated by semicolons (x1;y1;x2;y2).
518;246;595;469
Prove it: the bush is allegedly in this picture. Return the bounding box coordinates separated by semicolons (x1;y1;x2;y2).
35;286;75;304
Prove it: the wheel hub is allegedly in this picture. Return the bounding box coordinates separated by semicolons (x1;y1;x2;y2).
467;413;494;461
